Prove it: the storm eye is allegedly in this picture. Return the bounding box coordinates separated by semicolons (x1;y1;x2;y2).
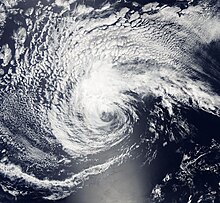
100;111;114;122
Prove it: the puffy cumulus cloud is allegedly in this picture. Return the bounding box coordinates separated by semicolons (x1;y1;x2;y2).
1;0;21;8
0;4;7;26
54;0;76;8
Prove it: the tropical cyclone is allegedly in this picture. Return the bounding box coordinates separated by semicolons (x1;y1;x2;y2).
0;0;219;201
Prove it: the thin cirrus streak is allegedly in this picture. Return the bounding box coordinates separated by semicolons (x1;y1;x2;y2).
0;0;220;201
